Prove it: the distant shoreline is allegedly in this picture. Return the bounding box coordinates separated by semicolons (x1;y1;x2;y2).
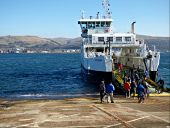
0;35;169;53
0;49;80;54
1;50;170;54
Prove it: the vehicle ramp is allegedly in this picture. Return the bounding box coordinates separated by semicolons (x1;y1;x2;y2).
112;70;125;94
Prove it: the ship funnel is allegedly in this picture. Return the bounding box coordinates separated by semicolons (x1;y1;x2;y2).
131;21;136;33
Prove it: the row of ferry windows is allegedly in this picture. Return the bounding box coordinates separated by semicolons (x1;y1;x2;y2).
98;37;132;42
80;21;111;28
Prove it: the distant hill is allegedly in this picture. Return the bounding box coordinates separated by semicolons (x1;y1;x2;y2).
136;35;169;52
0;35;169;52
0;36;58;51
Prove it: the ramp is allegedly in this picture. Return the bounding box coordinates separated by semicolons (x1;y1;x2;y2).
112;70;125;94
145;77;159;88
112;70;124;85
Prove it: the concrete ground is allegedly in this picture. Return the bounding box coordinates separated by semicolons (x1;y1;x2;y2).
0;93;170;128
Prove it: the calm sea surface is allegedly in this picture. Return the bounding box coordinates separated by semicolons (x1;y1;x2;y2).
0;52;169;100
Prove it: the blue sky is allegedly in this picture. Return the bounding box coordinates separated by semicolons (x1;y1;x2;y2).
0;0;169;38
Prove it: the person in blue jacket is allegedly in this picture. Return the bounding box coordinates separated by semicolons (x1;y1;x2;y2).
105;80;115;103
136;80;145;103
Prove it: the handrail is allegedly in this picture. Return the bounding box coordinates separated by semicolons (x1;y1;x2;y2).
145;78;158;88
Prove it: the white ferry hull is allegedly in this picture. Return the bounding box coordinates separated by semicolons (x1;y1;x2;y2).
80;50;113;82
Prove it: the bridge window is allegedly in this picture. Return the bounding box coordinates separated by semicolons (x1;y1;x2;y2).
101;22;105;27
88;22;95;28
106;22;111;27
88;22;92;28
96;22;100;27
81;22;87;28
116;37;122;42
98;37;104;42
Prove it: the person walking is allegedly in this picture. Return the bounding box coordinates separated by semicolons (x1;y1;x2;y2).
131;80;137;99
134;71;140;82
124;79;131;98
142;78;149;98
136;80;145;103
105;80;115;103
99;80;106;103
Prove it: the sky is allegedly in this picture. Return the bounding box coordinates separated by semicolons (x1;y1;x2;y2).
0;0;169;38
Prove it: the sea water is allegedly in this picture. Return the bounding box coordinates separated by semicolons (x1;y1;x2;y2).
0;52;169;100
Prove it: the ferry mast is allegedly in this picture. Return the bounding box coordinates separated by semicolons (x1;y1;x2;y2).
102;0;112;18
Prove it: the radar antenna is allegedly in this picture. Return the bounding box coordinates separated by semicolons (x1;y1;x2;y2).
102;0;112;18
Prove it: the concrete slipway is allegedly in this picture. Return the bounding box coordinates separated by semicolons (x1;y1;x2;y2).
0;93;169;128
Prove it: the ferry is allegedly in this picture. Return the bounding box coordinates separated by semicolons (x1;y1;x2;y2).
78;0;160;84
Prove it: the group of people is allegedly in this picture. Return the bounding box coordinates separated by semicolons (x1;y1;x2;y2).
99;71;147;104
99;78;147;104
123;71;150;103
123;70;165;103
99;69;165;104
99;80;115;103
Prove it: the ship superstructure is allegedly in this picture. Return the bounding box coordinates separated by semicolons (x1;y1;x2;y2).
78;0;160;83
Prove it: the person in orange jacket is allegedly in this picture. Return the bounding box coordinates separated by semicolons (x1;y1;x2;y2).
124;79;131;98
